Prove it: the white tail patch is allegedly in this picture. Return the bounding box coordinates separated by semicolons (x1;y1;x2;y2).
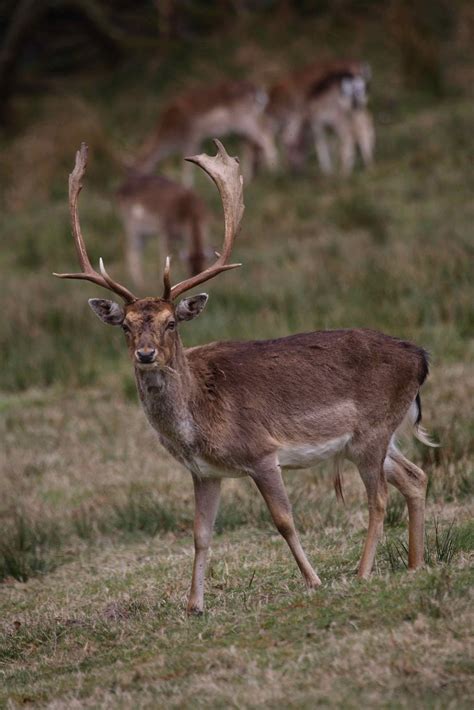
414;424;439;448
396;399;439;448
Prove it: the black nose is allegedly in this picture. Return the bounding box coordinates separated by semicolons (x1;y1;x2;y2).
136;348;157;364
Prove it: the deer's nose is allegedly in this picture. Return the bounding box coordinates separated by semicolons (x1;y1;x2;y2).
135;348;157;364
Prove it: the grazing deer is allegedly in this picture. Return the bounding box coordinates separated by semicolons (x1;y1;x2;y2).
133;79;278;184
307;70;375;175
266;60;374;174
55;141;432;615
116;171;209;287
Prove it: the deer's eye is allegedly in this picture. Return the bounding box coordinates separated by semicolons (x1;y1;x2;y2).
122;323;131;334
166;320;176;331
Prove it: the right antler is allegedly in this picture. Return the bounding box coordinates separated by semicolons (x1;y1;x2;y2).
162;139;244;301
54;143;137;303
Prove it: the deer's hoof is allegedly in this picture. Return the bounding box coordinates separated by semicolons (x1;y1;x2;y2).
306;574;322;590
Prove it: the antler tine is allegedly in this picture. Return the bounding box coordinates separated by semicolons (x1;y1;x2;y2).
187;139;244;264
163;255;171;300
162;139;244;301
53;142;137;304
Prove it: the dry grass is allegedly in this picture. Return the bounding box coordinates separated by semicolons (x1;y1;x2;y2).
0;363;473;706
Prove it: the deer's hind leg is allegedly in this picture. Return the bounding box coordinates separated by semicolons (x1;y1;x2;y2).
384;444;427;569
251;457;321;589
312;122;333;175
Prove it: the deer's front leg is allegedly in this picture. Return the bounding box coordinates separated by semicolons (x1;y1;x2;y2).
352;108;375;167
251;458;321;589
335;116;356;176
187;475;221;615
240;118;278;172
312;122;333;175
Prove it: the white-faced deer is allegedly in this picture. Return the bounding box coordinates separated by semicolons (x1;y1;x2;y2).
56;141;433;615
266;60;374;174
116;171;209;287
133;79;278;184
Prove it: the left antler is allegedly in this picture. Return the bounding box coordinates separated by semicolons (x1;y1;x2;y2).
54;143;137;303
162;139;244;301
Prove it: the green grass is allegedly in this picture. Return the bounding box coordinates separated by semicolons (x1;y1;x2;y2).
0;532;473;707
1;100;473;391
1;14;474;707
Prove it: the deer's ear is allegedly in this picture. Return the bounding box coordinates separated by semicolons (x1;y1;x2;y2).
88;298;124;326
175;294;208;322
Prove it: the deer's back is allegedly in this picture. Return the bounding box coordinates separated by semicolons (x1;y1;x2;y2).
117;173;206;221
186;329;428;458
268;59;366;119
158;80;263;135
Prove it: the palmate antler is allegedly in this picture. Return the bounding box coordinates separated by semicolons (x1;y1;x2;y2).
55;141;243;303
53;143;137;303
162;139;244;301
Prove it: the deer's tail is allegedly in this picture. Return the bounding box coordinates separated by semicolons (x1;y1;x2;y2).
406;395;439;448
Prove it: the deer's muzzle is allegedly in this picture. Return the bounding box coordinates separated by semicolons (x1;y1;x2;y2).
135;347;157;365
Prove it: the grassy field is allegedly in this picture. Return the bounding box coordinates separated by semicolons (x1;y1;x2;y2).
1;15;474;707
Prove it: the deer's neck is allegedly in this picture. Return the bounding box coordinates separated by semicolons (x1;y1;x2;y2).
135;340;196;451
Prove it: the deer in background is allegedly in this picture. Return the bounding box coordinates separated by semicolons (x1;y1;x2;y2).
116;171;209;287
55;141;433;615
266;59;374;174
133;79;278;184
306;69;375;175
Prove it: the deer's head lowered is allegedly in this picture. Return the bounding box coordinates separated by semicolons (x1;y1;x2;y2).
54;140;244;370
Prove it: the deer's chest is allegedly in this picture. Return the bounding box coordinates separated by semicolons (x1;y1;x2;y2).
191;456;247;479
139;381;195;449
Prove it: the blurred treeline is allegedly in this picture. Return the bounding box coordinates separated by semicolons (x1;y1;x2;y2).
0;0;472;128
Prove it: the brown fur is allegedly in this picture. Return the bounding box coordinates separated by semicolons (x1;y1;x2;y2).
266;59;374;172
134;80;277;179
267;59;366;122
126;325;428;471
117;173;208;286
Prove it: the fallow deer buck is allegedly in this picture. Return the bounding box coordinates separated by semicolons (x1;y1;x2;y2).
133;79;278;184
116;171;209;287
56;141;433;615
